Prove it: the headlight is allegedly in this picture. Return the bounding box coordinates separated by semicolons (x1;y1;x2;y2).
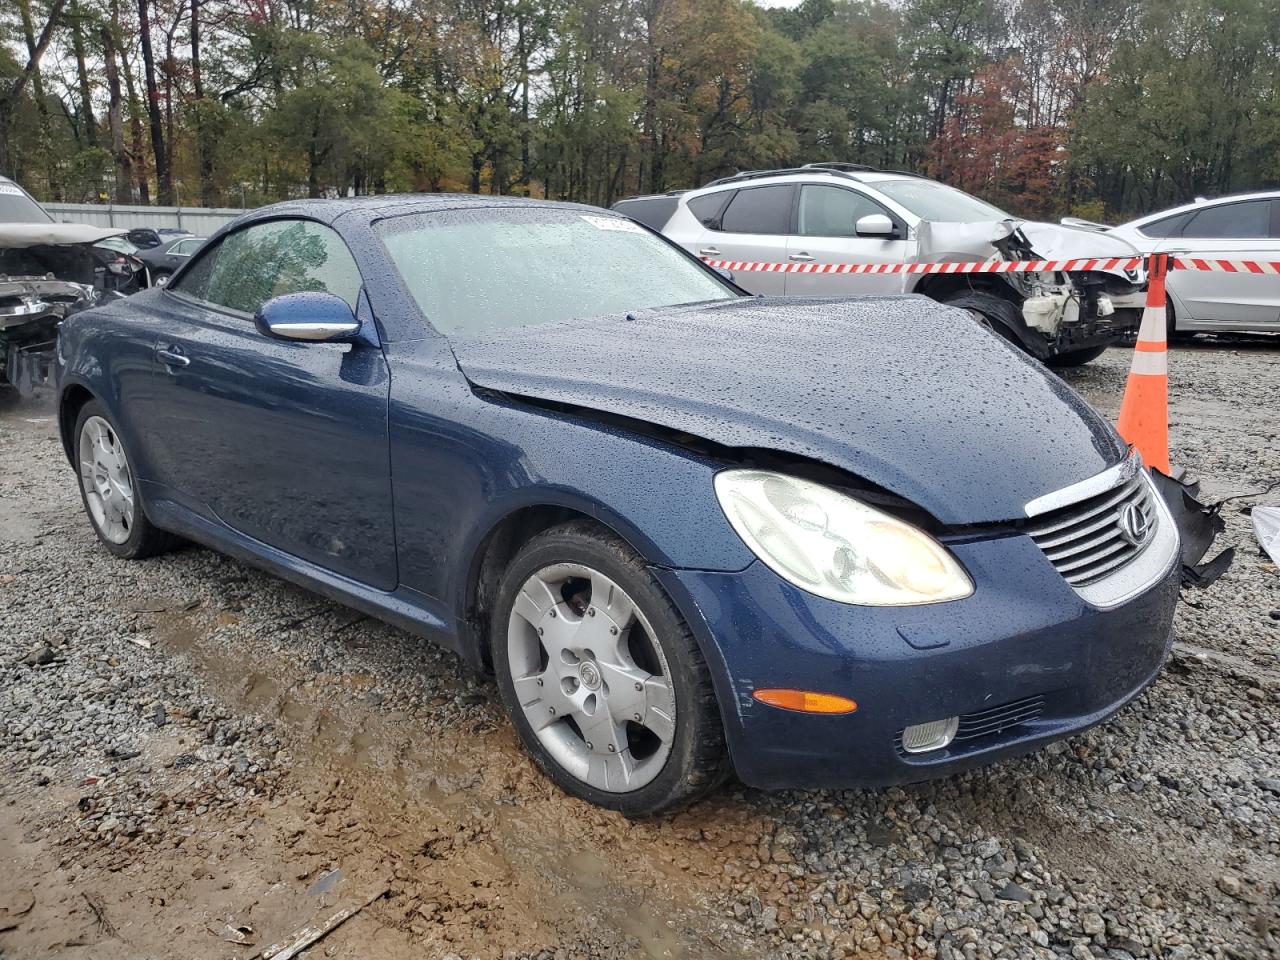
714;469;973;606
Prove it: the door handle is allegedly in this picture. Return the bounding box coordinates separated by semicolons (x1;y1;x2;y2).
789;252;815;262
698;247;722;257
155;344;190;368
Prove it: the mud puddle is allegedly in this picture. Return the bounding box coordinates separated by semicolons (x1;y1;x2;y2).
124;591;765;959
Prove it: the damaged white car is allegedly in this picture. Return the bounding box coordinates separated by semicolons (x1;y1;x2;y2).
615;164;1147;366
1;177;130;393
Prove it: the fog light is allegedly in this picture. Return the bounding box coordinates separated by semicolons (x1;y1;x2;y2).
901;717;959;754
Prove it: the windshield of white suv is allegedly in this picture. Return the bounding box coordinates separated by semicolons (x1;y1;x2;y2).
379;207;738;336
0;181;55;223
874;179;1010;222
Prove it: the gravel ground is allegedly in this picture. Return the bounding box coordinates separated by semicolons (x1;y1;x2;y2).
1;336;1277;960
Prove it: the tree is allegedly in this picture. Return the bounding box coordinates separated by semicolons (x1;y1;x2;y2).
0;0;69;177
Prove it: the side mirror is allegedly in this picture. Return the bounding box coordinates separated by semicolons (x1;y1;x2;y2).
855;214;896;238
254;291;361;343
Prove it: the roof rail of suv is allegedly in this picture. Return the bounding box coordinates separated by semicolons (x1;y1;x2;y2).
703;166;868;188
702;162;930;189
800;162;879;173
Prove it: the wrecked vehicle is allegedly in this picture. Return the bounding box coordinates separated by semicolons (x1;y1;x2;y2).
617;164;1148;366
58;196;1180;817
1;176;130;393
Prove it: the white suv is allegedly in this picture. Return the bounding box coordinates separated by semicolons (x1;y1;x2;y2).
1108;192;1280;334
614;164;1147;366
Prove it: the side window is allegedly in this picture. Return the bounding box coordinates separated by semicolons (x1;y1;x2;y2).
798;185;891;237
172;238;201;255
1138;213;1190;238
687;191;733;228
170;240;220;300
1180;201;1269;239
718;185;795;235
175;220;363;315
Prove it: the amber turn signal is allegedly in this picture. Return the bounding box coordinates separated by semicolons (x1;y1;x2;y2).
752;689;858;715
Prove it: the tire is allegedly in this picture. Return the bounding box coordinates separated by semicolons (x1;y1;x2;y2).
73;400;180;559
151;270;172;288
940;291;1032;353
491;520;729;817
1046;344;1108;368
1165;297;1190;342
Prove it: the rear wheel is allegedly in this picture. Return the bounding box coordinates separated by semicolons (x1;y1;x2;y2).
491;521;728;816
74;401;179;559
151;270;172;287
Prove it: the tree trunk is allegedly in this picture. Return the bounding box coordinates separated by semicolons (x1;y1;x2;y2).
640;2;662;194
70;0;99;149
190;0;216;205
518;12;530;191
17;0;59;195
101;23;134;202
137;0;173;203
117;12;151;203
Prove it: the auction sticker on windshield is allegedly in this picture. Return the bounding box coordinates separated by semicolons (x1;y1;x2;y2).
581;214;646;233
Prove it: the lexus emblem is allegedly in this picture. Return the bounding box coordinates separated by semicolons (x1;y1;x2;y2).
1118;502;1151;546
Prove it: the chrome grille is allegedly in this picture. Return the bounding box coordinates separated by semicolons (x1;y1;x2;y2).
1026;472;1156;586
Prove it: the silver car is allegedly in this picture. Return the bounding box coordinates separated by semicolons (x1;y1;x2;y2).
1108;192;1280;334
617;164;1148;367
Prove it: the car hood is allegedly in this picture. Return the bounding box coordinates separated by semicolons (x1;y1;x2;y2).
0;222;126;248
450;296;1124;525
918;219;1141;266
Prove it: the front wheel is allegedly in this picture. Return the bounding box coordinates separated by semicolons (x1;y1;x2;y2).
151;270;172;287
74;400;179;559
491;521;728;816
1046;344;1108;367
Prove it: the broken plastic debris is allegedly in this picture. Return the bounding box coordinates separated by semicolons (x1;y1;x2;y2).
208;920;256;945
1253;506;1280;566
306;868;344;897
1148;467;1234;589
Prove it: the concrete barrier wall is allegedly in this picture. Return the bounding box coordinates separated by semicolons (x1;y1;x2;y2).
44;202;248;235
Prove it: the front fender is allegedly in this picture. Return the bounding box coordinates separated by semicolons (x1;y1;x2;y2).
384;340;757;622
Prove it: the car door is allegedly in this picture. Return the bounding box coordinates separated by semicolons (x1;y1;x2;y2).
784;184;914;297
147;218;398;590
691;184;795;296
164;237;202;272
1163;199;1280;328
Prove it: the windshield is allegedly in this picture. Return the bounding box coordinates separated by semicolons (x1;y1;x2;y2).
378;207;737;336
0;181;54;224
874;179;1010;222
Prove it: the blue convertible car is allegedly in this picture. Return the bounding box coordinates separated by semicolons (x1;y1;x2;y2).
56;195;1181;816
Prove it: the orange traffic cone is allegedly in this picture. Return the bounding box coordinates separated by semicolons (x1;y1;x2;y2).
1116;254;1170;473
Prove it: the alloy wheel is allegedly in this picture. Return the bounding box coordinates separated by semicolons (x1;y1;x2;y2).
505;562;677;792
78;415;136;545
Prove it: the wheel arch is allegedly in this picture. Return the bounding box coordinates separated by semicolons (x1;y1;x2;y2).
58;382;97;464
460;502;663;672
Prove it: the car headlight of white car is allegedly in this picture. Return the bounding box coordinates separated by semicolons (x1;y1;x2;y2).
714;469;974;606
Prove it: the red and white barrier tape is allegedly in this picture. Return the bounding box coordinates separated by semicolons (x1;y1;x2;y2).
701;256;1280;276
1171;257;1280;274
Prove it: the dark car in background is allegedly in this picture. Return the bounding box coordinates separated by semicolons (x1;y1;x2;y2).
136;235;206;286
57;195;1180;816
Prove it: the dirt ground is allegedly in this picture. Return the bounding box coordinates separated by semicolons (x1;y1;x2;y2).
1;335;1277;960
